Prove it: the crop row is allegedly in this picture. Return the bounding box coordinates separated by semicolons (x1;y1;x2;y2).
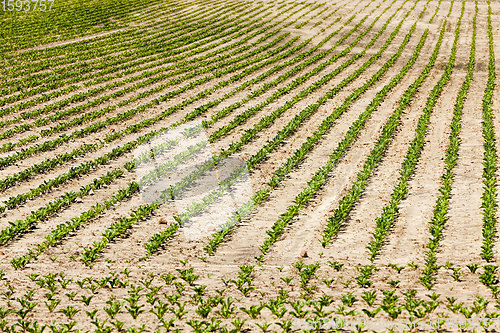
0;169;126;247
145;0;412;257
0;261;492;331
0;0;312;136
2;0;307;83
205;10;372;138
8;0;316;136
3;0;378;264
479;0;498;263
1;30;293;150
0;1;259;109
0;37;307;209
320;3;450;247
0;31;299;169
0;0;352;195
180;0;371;126
295;3;327;29
0;34;300;198
257;0;426;259
0;0;290;126
0;4;337;227
0;0;344;262
0;0;229;69
367;0;465;267
81;0;393;261
415;0;478;290
0;0;234;69
199;2;367;127
206;1;432;254
206;5;377;141
0;0;167;52
10;137;208;267
0;0;247;97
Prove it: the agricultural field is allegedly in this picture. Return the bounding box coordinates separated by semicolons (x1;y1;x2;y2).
0;0;499;331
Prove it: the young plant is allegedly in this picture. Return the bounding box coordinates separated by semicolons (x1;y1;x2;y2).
362;290;377;306
80;294;94;306
240;302;265;319
467;264;479;273
341;292;357;307
44;299;61;313
327;260;344;271
59;305;80;320
216;297;236;319
104;299;124;319
388;263;405;273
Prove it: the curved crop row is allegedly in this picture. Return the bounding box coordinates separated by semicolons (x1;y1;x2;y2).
0;2;300;131
144;0;419;258
206;6;376;141
257;0;429;259
200;1;371;127
0;32;300;170
367;0;467;264
0;35;303;193
83;0;395;261
0;1;355;193
0;0;168;53
479;0;498;263
0;31;293;149
0;0;223;78
0;0;244;78
9;139;209;267
0;4;271;129
0;2;344;220
0;169;125;247
0;1;260;110
418;0;475;289
320;4;451;247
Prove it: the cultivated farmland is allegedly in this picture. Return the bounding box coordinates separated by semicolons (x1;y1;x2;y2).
0;0;499;331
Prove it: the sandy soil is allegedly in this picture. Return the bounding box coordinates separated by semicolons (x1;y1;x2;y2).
0;0;498;331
